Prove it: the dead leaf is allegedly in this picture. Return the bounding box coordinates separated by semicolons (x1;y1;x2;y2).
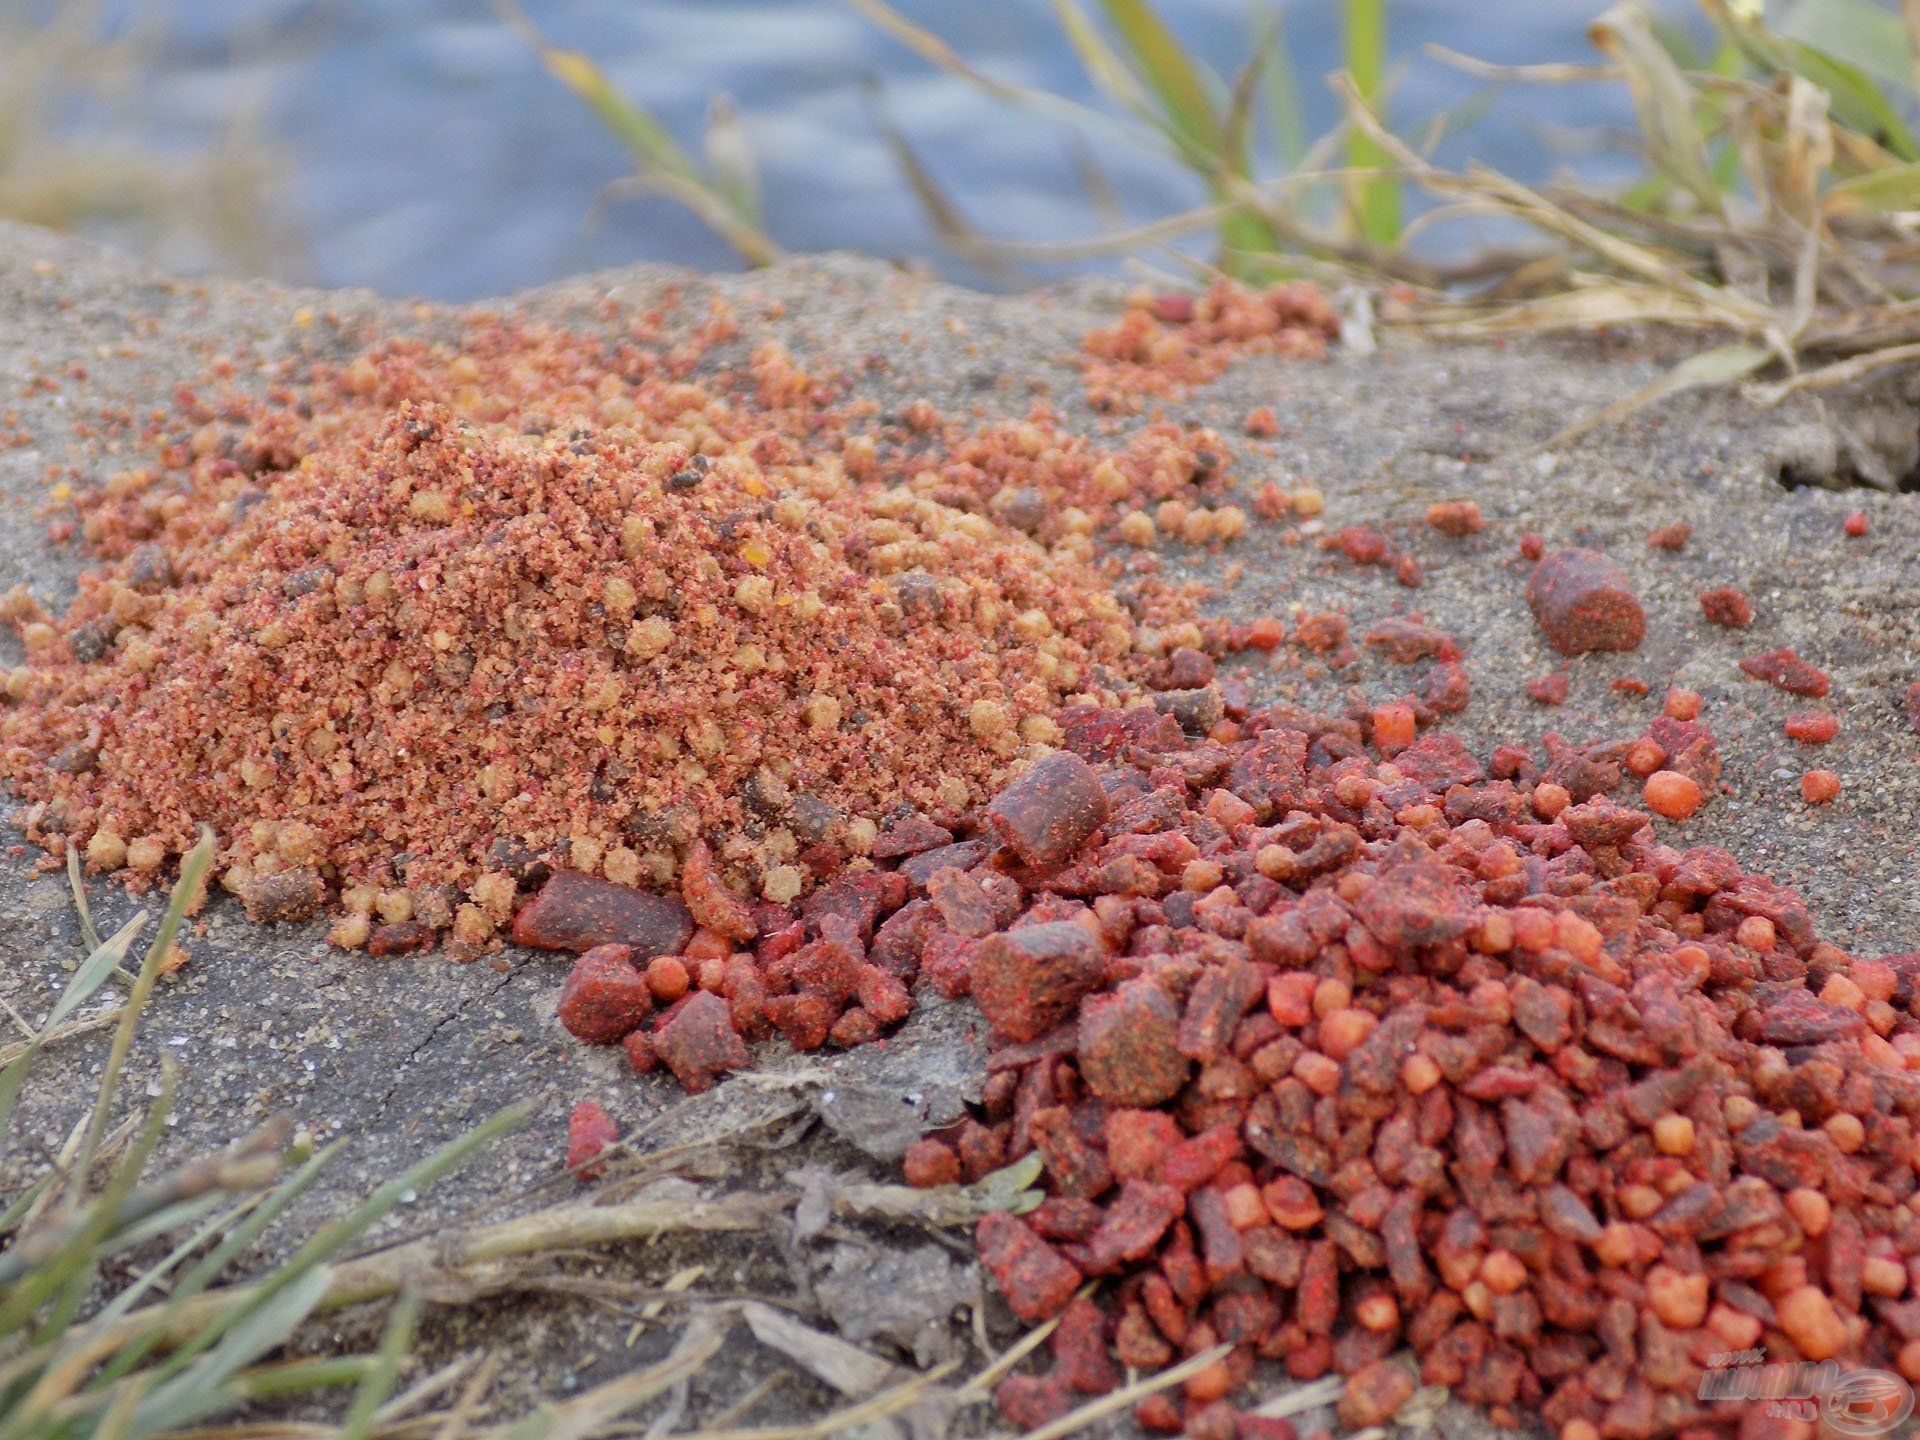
741;1300;897;1398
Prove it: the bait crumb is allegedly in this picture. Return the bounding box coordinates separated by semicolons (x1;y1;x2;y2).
1697;586;1753;628
1523;670;1570;705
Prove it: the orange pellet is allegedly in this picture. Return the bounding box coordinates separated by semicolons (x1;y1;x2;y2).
1371;702;1416;755
1802;769;1841;804
1624;738;1667;777
1643;770;1702;820
646;955;690;1002
1663;687;1702;721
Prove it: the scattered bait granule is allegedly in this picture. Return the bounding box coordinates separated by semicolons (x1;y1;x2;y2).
1663;687;1703;721
1784;710;1838;745
1801;769;1841;804
1424;500;1483;537
1080;279;1338;410
1844;510;1869;537
2;313;1206;945
1697;586;1753;628
1643;769;1702;819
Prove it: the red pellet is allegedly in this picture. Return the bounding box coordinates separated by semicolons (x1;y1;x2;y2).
902;1138;961;1188
1784;711;1838;745
1740;647;1830;696
513;871;693;958
1524;671;1569;706
1663;687;1702;721
1844;510;1869;537
1698;586;1753;627
646;955;691;1002
986;751;1110;868
1525;547;1645;654
556;944;652;1044
1371;702;1416;753
904;689;1917;1433
565;1100;619;1180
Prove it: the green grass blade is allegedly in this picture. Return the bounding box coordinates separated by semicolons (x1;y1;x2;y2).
69;833;213;1205
0;1175;53;1235
0;909;145;1150
140;1102;529;1388
36;1075;176;1347
0;1080;174;1436
1053;0;1158;126
858;78;1019;286
1223;13;1280;178
1085;0;1276;270
1704;0;1920;160
338;1287;421;1440
1831;159;1920;207
94;1194;265;1328
1257;2;1307;170
495;2;698;184
127;1264;334;1435
1095;0;1224;159
89;1193;226;1260
1344;0;1400;244
497;0;779;264
225;1355;376;1401
845;0;1173;157
65;845;100;956
1590;2;1725;216
1777;0;1917;97
87;1144;338;1392
1059;0;1144;118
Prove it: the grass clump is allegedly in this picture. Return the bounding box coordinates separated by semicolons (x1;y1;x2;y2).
0;831;532;1439
518;0;1920;456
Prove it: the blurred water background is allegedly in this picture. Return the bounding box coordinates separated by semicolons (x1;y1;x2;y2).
30;0;1661;299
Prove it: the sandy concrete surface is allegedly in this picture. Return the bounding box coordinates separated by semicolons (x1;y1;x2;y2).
0;219;1915;1435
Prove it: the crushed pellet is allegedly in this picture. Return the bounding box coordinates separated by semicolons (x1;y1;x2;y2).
892;695;1920;1438
0;313;1211;946
1080;280;1339;410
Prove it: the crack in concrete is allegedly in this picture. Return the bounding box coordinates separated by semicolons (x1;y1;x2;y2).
375;969;516;1110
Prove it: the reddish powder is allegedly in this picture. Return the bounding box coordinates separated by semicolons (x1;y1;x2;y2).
0;314;1207;947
